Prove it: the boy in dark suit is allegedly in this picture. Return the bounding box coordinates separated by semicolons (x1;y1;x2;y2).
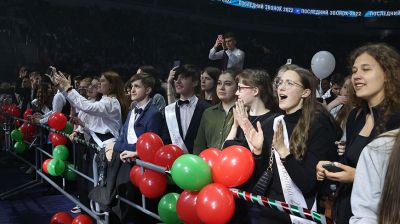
165;65;211;154
102;72;164;223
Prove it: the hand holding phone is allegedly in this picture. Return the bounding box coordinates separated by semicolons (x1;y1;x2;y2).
322;163;344;173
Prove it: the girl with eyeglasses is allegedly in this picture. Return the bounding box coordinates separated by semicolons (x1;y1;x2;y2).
224;69;278;150
241;65;340;223
224;69;279;223
317;43;400;224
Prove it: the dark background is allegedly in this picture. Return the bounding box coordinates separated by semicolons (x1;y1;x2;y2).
0;0;399;82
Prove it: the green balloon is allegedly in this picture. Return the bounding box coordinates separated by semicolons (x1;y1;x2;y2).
62;163;77;181
53;145;69;160
171;154;212;191
14;141;28;154
62;122;73;135
158;193;181;224
11;129;23;142
47;159;65;176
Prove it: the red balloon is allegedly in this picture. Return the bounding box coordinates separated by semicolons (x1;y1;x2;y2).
42;158;52;174
153;144;184;168
48;112;67;131
51;133;67;146
199;148;221;169
50;211;73;224
48;132;54;140
20;122;36;141
14;120;22;127
213;145;255;187
136;132;164;162
72;214;93;224
7;105;21;118
139;169;167;198
177;190;202;224
196;183;235;224
23;108;33;120
129;165;143;187
1;104;10;113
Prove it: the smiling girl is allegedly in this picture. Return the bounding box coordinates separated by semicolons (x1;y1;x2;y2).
316;43;400;224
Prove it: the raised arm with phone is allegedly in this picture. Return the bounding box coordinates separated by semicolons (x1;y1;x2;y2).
208;32;245;70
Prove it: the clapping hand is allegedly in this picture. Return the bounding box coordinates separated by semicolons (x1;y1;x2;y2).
243;120;264;155
272;121;290;158
234;99;248;128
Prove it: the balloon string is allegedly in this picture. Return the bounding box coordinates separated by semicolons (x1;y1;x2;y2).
229;188;333;224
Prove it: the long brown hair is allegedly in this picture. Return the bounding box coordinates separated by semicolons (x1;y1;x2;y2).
378;131;400;224
348;43;400;135
285;66;319;159
237;69;278;112
36;82;53;112
335;76;353;129
101;71;130;121
200;67;220;105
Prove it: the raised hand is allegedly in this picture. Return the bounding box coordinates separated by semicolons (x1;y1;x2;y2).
272;121;290;158
19;67;27;78
53;71;72;91
243;121;264;155
235;99;248;129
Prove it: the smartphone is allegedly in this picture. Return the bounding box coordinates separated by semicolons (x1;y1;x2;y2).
46;66;56;77
286;58;292;64
322;163;343;173
218;34;223;40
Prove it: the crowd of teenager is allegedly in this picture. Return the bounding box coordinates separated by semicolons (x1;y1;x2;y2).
1;36;400;223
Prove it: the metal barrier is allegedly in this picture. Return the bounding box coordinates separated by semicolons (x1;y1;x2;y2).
0;114;108;224
1;113;333;224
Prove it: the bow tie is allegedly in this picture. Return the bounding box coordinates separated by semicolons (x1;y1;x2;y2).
177;100;190;106
134;107;143;115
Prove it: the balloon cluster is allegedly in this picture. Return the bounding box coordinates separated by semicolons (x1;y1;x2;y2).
48;112;70;145
157;145;255;224
10;108;35;154
125;132;255;224
50;212;93;224
42;144;76;179
43;112;76;179
129;133;184;199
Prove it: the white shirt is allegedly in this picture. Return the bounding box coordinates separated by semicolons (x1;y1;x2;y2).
209;47;245;69
52;91;67;113
178;95;198;139
64;89;122;139
38;91;68;124
127;100;151;144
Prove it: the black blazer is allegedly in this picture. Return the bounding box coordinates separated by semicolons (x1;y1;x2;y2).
175;100;211;154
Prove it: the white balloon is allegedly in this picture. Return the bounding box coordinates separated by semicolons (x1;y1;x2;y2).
311;51;336;80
